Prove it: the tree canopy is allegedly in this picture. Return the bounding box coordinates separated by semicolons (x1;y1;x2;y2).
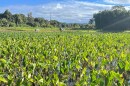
93;5;130;31
0;10;84;29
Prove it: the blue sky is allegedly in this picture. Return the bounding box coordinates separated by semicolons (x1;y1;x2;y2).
0;0;130;23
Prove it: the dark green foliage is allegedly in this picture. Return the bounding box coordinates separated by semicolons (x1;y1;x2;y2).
85;24;95;30
94;5;130;31
13;14;27;26
50;20;60;27
0;18;9;27
3;10;12;21
9;22;16;27
34;17;49;27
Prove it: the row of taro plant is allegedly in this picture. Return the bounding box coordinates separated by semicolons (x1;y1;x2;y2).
0;32;130;85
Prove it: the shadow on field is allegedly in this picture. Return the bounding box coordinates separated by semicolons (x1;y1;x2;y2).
98;30;125;33
71;28;87;30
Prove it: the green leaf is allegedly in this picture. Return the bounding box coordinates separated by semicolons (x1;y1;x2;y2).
125;61;130;71
76;64;80;70
0;77;7;83
118;61;124;69
53;56;58;61
0;59;6;64
39;78;43;83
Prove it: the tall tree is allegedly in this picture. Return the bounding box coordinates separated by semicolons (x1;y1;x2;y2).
94;5;130;31
27;12;34;26
0;18;9;27
3;10;12;21
112;5;126;11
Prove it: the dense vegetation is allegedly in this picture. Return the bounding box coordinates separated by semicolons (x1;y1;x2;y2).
0;32;130;85
1;4;130;86
94;6;130;31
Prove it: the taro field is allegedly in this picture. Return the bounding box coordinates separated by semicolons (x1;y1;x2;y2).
0;32;130;86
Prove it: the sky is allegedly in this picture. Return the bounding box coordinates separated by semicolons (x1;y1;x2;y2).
0;0;130;23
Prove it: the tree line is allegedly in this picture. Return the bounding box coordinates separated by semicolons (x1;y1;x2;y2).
2;6;130;31
94;6;130;31
0;10;86;29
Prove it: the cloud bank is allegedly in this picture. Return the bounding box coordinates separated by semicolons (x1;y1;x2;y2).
104;0;130;4
0;0;129;23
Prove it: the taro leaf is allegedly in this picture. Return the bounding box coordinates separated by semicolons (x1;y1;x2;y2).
0;77;7;83
125;61;130;71
0;59;6;64
53;56;58;61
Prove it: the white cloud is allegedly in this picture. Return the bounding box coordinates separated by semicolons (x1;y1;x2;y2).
55;3;63;10
104;0;130;4
1;0;129;23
